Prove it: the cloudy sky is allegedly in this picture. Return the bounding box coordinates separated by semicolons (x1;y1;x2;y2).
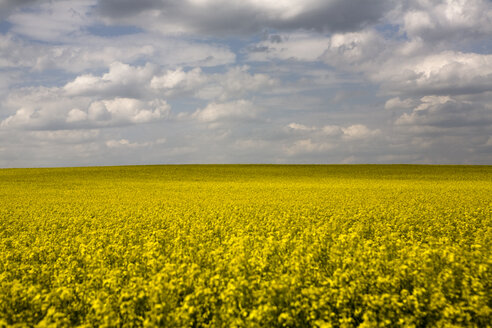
0;0;491;167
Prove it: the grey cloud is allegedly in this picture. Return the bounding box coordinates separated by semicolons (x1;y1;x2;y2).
97;0;161;18
272;0;390;32
248;45;270;53
96;0;392;35
0;0;41;20
248;32;329;61
269;35;283;44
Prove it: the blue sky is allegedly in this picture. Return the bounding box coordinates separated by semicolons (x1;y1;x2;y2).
0;0;491;167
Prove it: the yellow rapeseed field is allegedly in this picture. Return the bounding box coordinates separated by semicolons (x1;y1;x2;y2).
0;165;490;327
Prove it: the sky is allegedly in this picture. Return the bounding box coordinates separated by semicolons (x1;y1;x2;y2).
0;0;491;167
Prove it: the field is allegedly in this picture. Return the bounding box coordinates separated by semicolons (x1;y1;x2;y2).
0;165;490;327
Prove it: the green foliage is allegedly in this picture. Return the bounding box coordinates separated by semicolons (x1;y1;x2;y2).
0;165;490;327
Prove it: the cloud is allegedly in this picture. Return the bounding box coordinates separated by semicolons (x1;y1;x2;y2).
197;66;278;100
96;0;391;36
247;29;387;69
249;28;492;103
0;0;41;20
321;30;387;69
0;33;235;73
64;61;156;98
286;122;316;131
400;0;492;44
7;0;96;42
150;67;207;97
283;122;381;156
395;95;492;128
1;0;491;166
28;129;100;144
283;138;332;155
152;65;277;100
84;98;170;125
246;26;492;102
0;87;170;130
150;67;204;90
248;32;329;61
0;33;155;72
192;100;259;122
0;86;86;130
96;0;158;18
342;124;381;139
1;61;276;134
0;34;40;69
286;122;379;139
384;97;416;110
374;51;492;96
233;138;269;150
105;137;166;149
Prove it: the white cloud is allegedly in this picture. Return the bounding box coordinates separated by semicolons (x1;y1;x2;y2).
342;124;381;140
192;100;259;122
66;109;88;123
285;122;377;139
151;65;277;100
321;125;343;136
150;67;206;95
0;86;87;130
282;122;381;156
63;62;274;103
105;137;165;149
199;66;277;101
86;98;169;125
1;107;39;129
0;87;170;130
283;138;332;155
64;61;156;98
287;122;316;131
384;97;415;110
